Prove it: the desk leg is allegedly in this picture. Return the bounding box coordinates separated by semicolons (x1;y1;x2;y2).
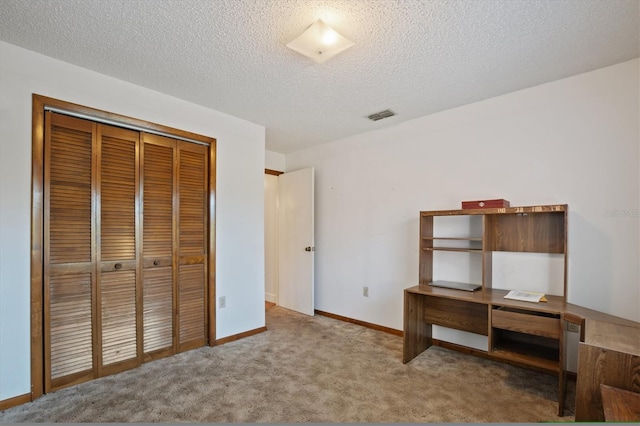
558;370;566;416
403;291;432;363
558;324;566;416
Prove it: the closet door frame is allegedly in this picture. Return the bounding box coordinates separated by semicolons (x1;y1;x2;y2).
31;94;217;400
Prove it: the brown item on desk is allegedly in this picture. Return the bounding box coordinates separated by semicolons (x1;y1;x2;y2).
461;199;510;209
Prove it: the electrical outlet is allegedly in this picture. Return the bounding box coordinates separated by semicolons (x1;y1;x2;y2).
219;296;226;309
363;286;369;297
566;322;579;332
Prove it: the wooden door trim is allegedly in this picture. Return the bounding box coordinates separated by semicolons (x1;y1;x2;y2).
31;96;45;399
265;169;283;176
31;94;217;401
208;143;216;344
36;95;216;145
0;393;32;410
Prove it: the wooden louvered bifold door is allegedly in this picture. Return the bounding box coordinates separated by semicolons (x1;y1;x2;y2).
44;112;96;392
43;110;211;393
141;134;175;360
97;125;142;376
177;142;208;352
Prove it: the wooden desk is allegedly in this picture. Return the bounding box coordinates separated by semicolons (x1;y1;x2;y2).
601;384;640;422
404;285;640;418
406;206;640;418
404;285;566;415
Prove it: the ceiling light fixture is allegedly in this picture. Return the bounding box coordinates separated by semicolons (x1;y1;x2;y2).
286;19;354;64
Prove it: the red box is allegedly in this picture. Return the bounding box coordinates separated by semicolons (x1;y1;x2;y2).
461;199;510;209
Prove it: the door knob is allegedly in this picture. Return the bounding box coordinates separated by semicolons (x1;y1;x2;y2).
304;246;315;252
153;260;160;266
114;263;123;270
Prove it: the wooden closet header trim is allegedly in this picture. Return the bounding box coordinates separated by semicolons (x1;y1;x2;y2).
35;94;216;146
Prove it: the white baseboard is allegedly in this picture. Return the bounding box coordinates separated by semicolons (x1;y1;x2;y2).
265;292;276;303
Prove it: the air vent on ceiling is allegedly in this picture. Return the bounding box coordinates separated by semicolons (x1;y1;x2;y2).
367;109;396;121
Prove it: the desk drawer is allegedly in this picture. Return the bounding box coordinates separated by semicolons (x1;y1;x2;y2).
492;307;561;339
424;296;488;336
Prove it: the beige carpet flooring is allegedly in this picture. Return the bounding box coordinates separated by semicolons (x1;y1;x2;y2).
0;305;575;423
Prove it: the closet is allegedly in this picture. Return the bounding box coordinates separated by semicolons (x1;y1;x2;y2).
44;111;209;392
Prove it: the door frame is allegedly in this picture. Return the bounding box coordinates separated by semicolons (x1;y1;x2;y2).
30;94;217;399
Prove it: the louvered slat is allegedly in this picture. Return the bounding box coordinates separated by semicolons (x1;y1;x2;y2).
143;142;174;258
49;125;92;264
177;144;207;349
98;126;140;369
46;113;95;391
142;137;175;356
101;270;137;366
100;135;136;261
49;273;93;379
143;267;173;353
179;149;206;256
178;264;205;344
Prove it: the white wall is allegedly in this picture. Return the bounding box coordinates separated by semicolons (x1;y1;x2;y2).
287;59;640;333
266;150;285;172
0;41;266;401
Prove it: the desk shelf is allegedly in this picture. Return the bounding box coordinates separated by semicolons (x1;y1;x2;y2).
423;247;482;253
491;329;560;372
422;237;483;241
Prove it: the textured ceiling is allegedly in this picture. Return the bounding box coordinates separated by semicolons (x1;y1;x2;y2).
0;0;638;153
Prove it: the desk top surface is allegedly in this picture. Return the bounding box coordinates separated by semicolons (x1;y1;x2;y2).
405;284;566;314
405;284;640;329
601;384;640;422
584;320;640;356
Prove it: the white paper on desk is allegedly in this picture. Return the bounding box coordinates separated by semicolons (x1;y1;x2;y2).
504;290;545;303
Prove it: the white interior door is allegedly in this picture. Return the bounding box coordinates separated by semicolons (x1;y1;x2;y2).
278;167;314;316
